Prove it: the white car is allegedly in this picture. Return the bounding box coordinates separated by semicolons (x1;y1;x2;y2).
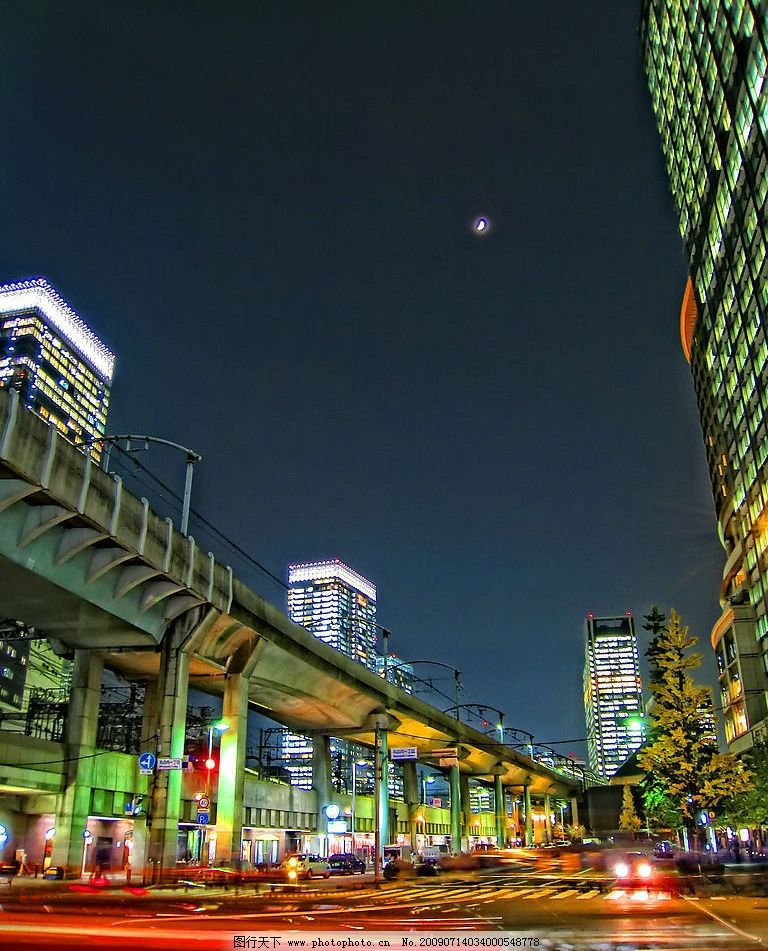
281;853;331;880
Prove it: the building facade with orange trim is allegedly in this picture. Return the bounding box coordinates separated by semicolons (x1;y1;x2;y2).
641;0;768;753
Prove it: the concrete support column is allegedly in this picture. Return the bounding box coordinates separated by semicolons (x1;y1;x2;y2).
494;775;506;846
544;792;552;845
402;761;420;852
449;764;461;853
524;785;533;847
147;616;193;881
51;650;104;877
570;796;579;830
312;734;332;843
378;729;389;850
215;673;249;867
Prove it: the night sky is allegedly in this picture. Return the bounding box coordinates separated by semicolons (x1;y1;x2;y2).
0;2;725;755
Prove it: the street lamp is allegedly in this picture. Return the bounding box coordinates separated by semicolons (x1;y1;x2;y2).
203;720;230;865
351;759;368;856
422;773;436;805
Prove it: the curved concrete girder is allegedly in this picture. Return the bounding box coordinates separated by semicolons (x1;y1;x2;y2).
139;580;187;615
226;636;262;678
113;563;162;597
247;677;367;731
0;479;37;514
192;613;256;663
89;547;136;585
55;526;107;567
163;593;206;623
19;504;76;548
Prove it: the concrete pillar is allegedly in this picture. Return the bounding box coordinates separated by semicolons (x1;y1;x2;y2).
449;765;461;853
494;775;506;846
147;616;193;881
378;729;389;849
570;796;579;830
524;785;533;847
402;762;420;852
51;650;103;877
312;734;332;843
544;792;552;845
215;672;248;867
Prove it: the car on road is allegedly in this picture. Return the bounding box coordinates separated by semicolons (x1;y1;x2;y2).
609;851;656;887
327;853;366;875
281;854;331;880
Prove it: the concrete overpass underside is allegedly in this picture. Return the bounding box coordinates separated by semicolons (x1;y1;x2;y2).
0;389;579;875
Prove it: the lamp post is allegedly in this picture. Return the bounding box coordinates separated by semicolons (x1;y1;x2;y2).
351;759;368;857
422;773;436;805
202;720;229;864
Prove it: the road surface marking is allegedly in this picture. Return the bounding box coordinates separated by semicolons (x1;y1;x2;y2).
683;895;765;945
576;889;600;899
549;889;580;899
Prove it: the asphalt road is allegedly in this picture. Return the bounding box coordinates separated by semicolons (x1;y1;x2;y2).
2;868;768;950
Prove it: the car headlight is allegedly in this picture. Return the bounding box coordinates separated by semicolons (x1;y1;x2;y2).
614;862;629;878
637;862;653;879
288;858;297;867
288;870;297;880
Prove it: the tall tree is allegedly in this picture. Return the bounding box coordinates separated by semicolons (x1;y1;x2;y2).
719;743;768;831
643;606;667;684
618;784;642;833
638;609;751;845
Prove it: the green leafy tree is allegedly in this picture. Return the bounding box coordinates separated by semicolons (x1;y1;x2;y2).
618;784;642;833
638;609;751;844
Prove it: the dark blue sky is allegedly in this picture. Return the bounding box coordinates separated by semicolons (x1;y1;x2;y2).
0;2;724;754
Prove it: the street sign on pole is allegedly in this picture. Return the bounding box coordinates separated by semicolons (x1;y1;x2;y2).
439;757;458;767
431;747;457;759
197;812;209;825
390;747;418;761
157;757;183;771
138;752;156;771
197;796;210;810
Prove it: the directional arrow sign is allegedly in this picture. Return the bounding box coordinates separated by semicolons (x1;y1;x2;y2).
138;752;156;771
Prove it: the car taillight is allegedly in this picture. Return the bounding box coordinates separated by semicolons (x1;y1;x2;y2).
637;862;653;879
614;862;629;878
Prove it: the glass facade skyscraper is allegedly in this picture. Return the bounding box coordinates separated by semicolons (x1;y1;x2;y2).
583;614;646;781
0;279;114;453
640;1;768;751
287;559;377;670
281;559;378;790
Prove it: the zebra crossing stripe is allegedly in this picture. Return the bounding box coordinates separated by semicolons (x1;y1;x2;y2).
549;889;580;899
576;890;600;899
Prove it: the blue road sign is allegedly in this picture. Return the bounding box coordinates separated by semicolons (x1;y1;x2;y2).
197;812;209;825
138;752;156;771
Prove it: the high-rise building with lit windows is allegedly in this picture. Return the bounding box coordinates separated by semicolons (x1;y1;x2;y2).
281;559;378;789
287;559;378;668
0;279;114;453
640;1;768;752
583;614;646;781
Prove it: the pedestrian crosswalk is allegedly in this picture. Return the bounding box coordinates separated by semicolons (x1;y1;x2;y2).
364;881;684;907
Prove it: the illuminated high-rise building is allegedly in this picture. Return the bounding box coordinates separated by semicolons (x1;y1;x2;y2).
287;559;377;668
640;1;768;751
0;279;114;452
583;614;646;781
281;559;377;789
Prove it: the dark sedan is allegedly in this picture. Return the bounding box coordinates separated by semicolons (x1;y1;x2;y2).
328;853;367;874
